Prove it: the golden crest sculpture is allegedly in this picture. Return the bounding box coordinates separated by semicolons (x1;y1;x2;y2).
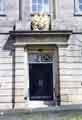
31;13;50;31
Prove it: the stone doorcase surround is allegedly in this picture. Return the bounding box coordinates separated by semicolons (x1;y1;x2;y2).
9;30;72;109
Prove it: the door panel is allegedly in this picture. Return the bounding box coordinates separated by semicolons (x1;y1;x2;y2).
29;63;53;100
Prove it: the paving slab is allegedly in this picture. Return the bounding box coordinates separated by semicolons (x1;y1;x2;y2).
0;110;82;120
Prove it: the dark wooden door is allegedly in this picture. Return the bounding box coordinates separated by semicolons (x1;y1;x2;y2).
29;63;53;100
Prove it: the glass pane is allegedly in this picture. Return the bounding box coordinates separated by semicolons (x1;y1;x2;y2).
41;54;53;62
29;54;35;62
79;0;82;3
0;0;4;11
28;54;41;63
32;0;38;3
44;0;48;13
32;5;37;13
38;4;42;13
43;4;48;13
38;0;42;4
79;5;82;11
44;0;48;4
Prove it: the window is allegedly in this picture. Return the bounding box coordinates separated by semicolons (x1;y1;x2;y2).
32;0;49;14
0;0;6;15
75;0;82;15
31;0;50;31
79;0;82;10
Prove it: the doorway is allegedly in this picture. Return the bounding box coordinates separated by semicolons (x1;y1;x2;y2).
25;46;60;107
28;48;54;101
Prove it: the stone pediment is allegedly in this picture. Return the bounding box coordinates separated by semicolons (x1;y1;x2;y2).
9;30;72;46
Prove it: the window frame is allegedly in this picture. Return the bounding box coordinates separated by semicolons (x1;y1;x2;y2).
74;0;82;15
31;0;50;15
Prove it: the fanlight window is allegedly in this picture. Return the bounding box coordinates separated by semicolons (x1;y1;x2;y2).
28;53;53;63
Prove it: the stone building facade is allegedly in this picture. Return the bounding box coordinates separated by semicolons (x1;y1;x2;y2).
0;0;82;110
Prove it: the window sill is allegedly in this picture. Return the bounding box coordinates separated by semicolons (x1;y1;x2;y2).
30;13;50;16
0;14;6;17
74;14;82;16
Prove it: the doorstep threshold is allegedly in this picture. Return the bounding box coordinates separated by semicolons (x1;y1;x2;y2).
31;104;82;113
1;104;82;115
